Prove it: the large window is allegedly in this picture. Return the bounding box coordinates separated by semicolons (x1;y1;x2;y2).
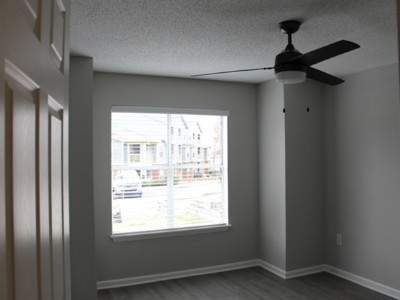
111;108;228;235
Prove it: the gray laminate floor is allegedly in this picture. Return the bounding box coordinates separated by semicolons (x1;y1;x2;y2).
98;267;394;300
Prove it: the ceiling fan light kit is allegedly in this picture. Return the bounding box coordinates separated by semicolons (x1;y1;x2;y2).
192;19;360;86
275;70;306;84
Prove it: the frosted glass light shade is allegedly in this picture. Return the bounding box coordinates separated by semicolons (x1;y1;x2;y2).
276;70;306;84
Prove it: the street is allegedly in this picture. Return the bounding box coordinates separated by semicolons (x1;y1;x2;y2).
112;180;225;234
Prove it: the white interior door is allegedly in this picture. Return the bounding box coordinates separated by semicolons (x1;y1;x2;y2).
0;0;70;299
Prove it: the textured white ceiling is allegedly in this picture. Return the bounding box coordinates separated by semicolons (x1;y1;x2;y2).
71;0;398;83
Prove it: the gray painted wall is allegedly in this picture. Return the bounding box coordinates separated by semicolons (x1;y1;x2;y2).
70;61;400;293
284;81;325;270
69;57;97;299
324;63;400;289
257;80;286;269
93;73;259;281
257;79;325;271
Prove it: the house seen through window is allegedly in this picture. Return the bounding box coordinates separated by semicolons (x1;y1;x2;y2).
111;110;228;235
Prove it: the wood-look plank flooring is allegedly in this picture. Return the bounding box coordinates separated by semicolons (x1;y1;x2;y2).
98;267;394;300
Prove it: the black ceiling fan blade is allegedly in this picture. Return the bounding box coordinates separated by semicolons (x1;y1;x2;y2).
191;66;274;77
293;40;360;66
307;67;344;85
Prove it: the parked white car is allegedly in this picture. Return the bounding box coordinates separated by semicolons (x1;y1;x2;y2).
112;170;143;198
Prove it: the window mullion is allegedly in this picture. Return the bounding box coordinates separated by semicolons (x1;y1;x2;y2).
221;116;228;223
166;114;175;228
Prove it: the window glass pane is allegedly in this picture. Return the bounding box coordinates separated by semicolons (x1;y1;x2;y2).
171;114;226;229
111;111;228;234
112;113;169;234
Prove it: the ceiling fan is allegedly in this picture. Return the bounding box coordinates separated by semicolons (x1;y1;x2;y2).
192;20;360;85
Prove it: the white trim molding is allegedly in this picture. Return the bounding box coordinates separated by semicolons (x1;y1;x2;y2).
258;261;399;298
97;260;400;299
256;260;325;280
286;265;326;279
97;260;259;290
256;260;286;278
324;265;400;299
112;105;230;116
110;224;231;242
5;59;40;91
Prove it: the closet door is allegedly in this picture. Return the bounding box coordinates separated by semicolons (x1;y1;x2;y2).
0;0;70;299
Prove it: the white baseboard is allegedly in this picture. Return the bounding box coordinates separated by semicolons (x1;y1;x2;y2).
256;259;286;278
256;260;325;280
256;261;399;298
324;265;400;299
285;264;326;279
97;259;259;290
97;260;400;299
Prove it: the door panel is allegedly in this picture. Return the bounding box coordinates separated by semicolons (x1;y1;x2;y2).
49;107;65;300
4;64;40;300
38;92;52;300
50;0;66;70
9;86;39;300
22;0;41;37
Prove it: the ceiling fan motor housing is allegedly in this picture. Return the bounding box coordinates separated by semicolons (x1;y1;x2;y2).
274;49;306;74
275;20;306;75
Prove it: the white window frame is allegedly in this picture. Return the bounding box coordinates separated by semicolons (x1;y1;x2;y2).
110;106;230;241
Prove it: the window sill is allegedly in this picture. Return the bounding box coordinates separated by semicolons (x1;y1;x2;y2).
110;224;231;242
